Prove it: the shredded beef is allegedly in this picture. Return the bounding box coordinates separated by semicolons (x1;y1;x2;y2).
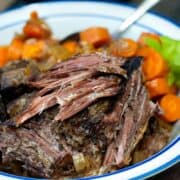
0;53;156;179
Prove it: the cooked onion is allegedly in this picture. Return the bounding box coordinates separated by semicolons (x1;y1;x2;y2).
72;153;90;173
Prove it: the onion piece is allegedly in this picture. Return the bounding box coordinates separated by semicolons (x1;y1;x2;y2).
72;153;90;172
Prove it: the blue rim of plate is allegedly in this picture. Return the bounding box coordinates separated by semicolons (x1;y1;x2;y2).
0;13;160;35
0;1;179;180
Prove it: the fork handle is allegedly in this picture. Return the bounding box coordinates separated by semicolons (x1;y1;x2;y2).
119;0;161;33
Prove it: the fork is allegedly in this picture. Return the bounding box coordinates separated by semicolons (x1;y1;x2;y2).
62;0;161;42
116;0;161;36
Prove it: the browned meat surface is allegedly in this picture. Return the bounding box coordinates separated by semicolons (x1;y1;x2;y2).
1;100;110;178
14;76;120;126
0;95;7;122
0;60;39;90
0;108;62;177
13;53;126;126
0;60;39;104
0;53;156;179
6;93;35;118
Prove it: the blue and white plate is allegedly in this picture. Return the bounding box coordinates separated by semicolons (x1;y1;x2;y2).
0;1;179;180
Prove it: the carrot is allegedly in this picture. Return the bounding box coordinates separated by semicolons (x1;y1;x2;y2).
136;46;150;57
0;46;9;67
110;38;138;57
22;40;45;60
138;47;168;81
8;37;24;61
80;27;111;48
159;94;180;122
23;11;51;39
138;32;160;46
62;41;79;53
146;78;176;99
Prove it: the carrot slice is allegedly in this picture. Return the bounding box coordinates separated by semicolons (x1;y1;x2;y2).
159;94;180;122
22;40;45;60
63;41;79;53
80;27;111;48
138;32;160;46
0;46;9;67
110;38;138;57
146;78;176;99
23;11;51;39
138;47;168;81
136;46;150;57
8;37;24;61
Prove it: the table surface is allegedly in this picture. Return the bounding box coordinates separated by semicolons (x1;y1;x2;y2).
0;0;179;180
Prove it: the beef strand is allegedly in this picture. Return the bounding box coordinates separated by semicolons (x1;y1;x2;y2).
15;76;120;125
103;70;156;167
14;53;125;126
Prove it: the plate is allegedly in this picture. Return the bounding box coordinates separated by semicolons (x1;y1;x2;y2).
0;1;179;180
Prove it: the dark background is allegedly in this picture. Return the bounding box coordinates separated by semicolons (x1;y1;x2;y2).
127;0;180;23
1;0;180;179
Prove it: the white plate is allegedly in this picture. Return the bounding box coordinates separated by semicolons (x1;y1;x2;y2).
0;1;179;180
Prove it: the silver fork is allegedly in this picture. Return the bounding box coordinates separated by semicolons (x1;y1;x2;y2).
62;0;162;41
113;0;161;37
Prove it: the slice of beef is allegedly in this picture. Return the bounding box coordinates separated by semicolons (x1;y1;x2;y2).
13;53;127;126
0;54;156;179
0;108;70;177
14;76;120;126
103;70;156;167
0;101;111;178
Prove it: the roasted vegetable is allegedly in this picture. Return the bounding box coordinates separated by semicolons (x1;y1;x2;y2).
72;153;90;173
146;78;176;99
137;47;168;80
110;38;138;57
138;32;160;47
159;94;180;122
80;27;111;48
23;11;51;39
22;40;46;60
63;40;80;53
0;46;8;67
8;37;24;61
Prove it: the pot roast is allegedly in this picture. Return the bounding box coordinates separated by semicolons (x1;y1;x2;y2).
0;53;156;178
